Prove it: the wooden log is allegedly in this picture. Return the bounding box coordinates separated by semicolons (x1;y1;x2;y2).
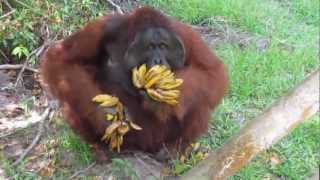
180;69;319;180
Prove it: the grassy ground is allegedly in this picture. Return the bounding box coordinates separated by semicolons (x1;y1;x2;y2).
1;0;319;179
145;0;319;179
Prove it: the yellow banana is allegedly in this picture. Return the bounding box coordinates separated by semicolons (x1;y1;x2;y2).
157;89;180;99
145;65;166;83
117;123;130;135
95;92;143;152
92;94;113;102
96;95;119;107
158;69;172;79
109;133;118;150
102;121;121;141
132;67;143;88
132;67;139;85
144;64;159;79
157;78;183;90
117;135;123;152
92;95;119;107
101;130;111;142
116;103;124;121
164;99;179;105
106;114;114;121
138;64;147;78
146;88;164;102
129;121;142;130
113;115;118;121
144;73;163;88
132;64;149;88
147;87;181;104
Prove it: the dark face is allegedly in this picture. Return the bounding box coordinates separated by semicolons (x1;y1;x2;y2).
100;27;185;97
124;27;185;70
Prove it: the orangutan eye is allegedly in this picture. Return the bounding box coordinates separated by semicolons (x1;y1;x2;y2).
159;43;167;49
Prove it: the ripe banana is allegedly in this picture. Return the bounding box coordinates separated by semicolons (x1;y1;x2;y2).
144;73;163;88
132;64;184;105
93;93;142;152
138;64;147;77
101;121;121;141
146;88;180;105
132;67;141;88
144;65;167;83
106;114;114;121
92;94;119;107
146;88;164;102
117;123;130;135
132;64;148;88
157;78;183;90
129;121;142;130
156;89;180;99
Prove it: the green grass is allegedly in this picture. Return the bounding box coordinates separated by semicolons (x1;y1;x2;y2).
231;116;320;180
145;0;319;45
56;126;93;165
0;154;38;180
217;43;317;107
143;0;319;179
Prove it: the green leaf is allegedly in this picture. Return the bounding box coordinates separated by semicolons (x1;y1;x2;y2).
11;46;30;59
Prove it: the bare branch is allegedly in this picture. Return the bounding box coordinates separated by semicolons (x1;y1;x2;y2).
68;162;96;179
0;64;38;73
14;61;28;87
181;69;319;180
11;108;51;167
0;9;16;19
106;0;124;14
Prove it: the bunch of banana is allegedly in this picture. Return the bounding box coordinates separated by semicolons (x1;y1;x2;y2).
132;64;183;105
92;94;142;152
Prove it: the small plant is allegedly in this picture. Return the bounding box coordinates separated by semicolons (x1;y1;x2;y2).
168;143;210;175
20;96;36;113
12;45;30;59
111;158;139;180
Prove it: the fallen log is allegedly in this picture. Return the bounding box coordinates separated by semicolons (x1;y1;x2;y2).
181;69;319;180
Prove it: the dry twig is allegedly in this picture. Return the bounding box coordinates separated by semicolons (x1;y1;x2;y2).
11;108;51;167
68;162;96;179
0;49;10;63
2;0;13;10
14;60;28;87
14;44;46;87
106;0;124;14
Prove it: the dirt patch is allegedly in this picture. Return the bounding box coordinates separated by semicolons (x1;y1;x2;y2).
0;125;167;179
0;68;167;179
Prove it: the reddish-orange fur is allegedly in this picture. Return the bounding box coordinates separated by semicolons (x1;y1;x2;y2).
40;7;228;155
